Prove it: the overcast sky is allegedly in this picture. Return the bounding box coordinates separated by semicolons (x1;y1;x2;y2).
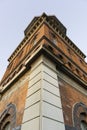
0;0;87;80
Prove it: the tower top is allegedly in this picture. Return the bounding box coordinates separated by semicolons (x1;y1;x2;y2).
8;13;86;63
0;13;87;91
24;13;67;36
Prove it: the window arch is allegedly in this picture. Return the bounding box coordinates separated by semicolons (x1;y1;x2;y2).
73;102;87;130
0;103;16;130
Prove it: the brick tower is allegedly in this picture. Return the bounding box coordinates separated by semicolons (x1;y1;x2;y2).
0;13;87;130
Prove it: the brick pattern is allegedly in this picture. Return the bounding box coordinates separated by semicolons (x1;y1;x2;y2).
0;79;28;129
0;25;45;84
59;77;87;128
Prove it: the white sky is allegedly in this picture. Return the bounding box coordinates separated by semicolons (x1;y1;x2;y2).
0;0;87;80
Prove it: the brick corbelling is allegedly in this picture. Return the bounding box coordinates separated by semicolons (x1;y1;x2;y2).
0;18;87;90
0;37;87;94
44;17;86;59
1;14;87;84
42;38;87;85
0;24;45;85
8;13;46;63
8;13;85;64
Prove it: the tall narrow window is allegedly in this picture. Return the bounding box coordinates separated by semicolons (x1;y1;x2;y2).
53;38;57;44
33;33;38;45
49;32;57;45
81;121;87;130
4;122;11;130
73;102;87;130
0;103;16;130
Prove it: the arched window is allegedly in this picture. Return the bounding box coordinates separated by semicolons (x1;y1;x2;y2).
81;121;87;130
0;103;16;130
73;102;87;130
3;122;11;130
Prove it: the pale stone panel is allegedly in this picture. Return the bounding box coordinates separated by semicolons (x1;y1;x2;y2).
43;80;60;97
22;102;40;123
43;90;61;108
43;65;57;80
21;117;40;130
42;102;64;122
43;72;58;87
21;57;65;130
43;56;56;71
30;64;42;80
42;117;65;130
25;90;41;108
31;55;43;71
29;72;41;87
27;81;41;96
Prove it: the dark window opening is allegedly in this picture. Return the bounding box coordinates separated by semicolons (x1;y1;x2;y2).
81;121;87;130
58;54;63;61
3;122;11;130
68;62;73;69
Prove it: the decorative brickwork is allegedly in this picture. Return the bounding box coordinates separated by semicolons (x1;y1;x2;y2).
73;102;87;130
0;13;86;91
0;103;16;130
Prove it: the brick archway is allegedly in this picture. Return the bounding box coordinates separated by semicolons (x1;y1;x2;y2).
0;103;16;130
73;102;87;130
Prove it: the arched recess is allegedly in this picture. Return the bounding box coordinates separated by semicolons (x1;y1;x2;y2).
73;102;87;130
0;103;16;130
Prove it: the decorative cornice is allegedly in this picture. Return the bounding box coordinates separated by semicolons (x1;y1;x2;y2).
0;35;87;93
8;13;46;63
8;13;86;63
1;13;86;93
44;18;86;59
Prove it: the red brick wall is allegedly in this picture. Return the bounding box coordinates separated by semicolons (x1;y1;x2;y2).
59;77;87;127
0;80;28;126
